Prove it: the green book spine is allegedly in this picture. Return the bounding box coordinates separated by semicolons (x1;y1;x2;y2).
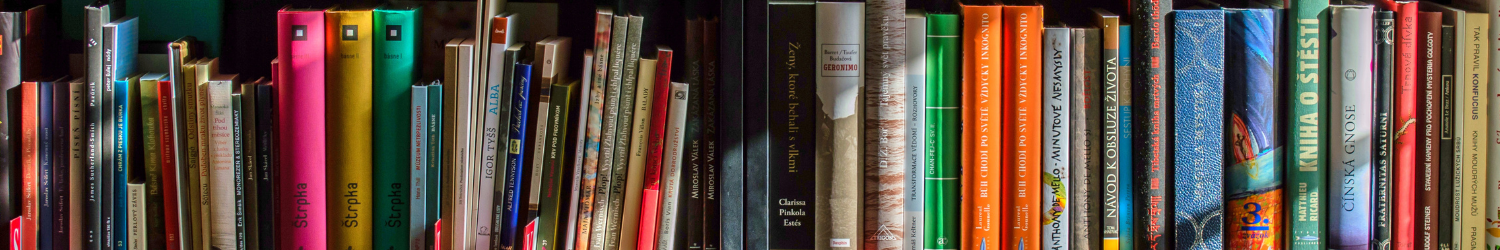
924;13;960;250
540;81;577;250
1286;0;1328;248
372;7;421;250
424;83;444;249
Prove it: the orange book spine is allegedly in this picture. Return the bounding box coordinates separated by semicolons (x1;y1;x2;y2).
961;5;1005;250
1003;5;1043;248
20;82;37;250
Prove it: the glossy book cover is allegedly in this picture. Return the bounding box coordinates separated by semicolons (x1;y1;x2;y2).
1224;8;1283;249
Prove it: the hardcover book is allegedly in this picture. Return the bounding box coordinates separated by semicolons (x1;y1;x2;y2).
1416;11;1443;250
903;11;926;250
1003;6;1043;247
681;17;705;250
372;8;420;250
959;5;1003;250
1428;5;1457;249
862;2;908;249
1391;3;1420;249
205;75;237;249
139;74;169;250
924;13;961;250
1374;11;1396;248
1455;10;1488;250
1171;9;1225;250
501;59;538;250
158;76;183;250
1328;5;1375;249
324;9;374;249
1129;0;1171;242
1225;8;1283;249
1286;0;1330;247
1090;9;1127;250
238;82;261;250
814;3;864;249
656;82;690;250
1041;25;1070;250
763;2;817;249
1069;27;1103;250
701;17;723;250
274;8;328;249
253;81;276;250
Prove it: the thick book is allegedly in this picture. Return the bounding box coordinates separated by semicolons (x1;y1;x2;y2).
716;1;748;248
1417;11;1443;250
862;0;908;249
959;5;1003;249
1003;6;1043;247
1070;27;1103;250
1455;10;1489;250
540;80;579;250
106;18;141;250
635;46;674;250
1390;3;1420;249
1170;9;1225;250
1484;0;1500;248
411;84;430;249
656;82;690;250
324;9;375;249
589;15;630;250
603;15;647;250
903;11;926;250
528;37;567;250
814;3;864;250
274;8;328;249
1373;11;1396;248
924;12;961;250
1041;25;1070;250
155;78;183;250
764;2;817;249
1090;9;1128;250
372;7;420;250
139;74;169;250
1328;5;1375;249
205;75;237;249
618;56;656;250
84;5;121;247
1225;8;1283;249
1286;0;1330;247
479;15;518;250
1129;0;1171;243
253;81;276;250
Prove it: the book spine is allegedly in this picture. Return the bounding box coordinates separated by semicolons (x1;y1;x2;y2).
426;84;444;250
114;79;135;250
1004;6;1043;247
373;9;419;250
862;1;907;249
101;25;121;250
140;78;166;250
577;12;613;250
52;81;70;250
903;12;926;250
1070;27;1103;250
1171;10;1225;250
502;62;537;250
254;83;277;250
21;82;37;250
207;80;236;249
326;11;374;249
618;58;656;250
766;3;816;249
197;66;213;250
1458;12;1488;250
1115;24;1135;250
1287;1;1330;248
1393;3;1420;249
605;17;645;250
637;49;674;250
569;50;597;250
814;3;864;249
1374;11;1397;248
128;181;145;250
701;19;722;250
39;82;53;250
1329;6;1375;249
590;16;630;250
243;87;262;250
1094;13;1124;250
182;61;204;250
1042;26;1070;250
542;82;578;250
68;80;87;250
681;17;706;250
1129;0;1171;243
529;58;556;250
233;92;248;250
1225;9;1283;249
480;28;516;250
1417;11;1442;250
959;6;1003;250
924;13;960;250
1486;0;1500;248
657;82;690;250
1438;22;1455;250
83;6;106;248
411;85;429;249
716;2;748;248
158;80;182;250
275;10;328;249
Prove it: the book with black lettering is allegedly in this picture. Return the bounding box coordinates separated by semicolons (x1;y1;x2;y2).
764;1;817;249
682;16;705;250
1372;10;1395;248
1130;0;1172;244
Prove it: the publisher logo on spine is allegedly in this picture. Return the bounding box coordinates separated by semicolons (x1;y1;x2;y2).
342;25;359;41
820;44;859;77
291;25;308;41
385;25;402;41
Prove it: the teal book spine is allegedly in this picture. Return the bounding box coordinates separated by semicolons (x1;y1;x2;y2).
1286;0;1329;248
106;17;139;250
1117;24;1134;250
924;13;960;250
424;83;444;250
372;7;421;250
409;84;429;249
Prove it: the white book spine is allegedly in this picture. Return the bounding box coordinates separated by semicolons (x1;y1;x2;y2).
411;85;428;250
207;80;236;250
128;183;145;250
474;42;511;250
657;82;690;250
815;3;865;248
904;11;927;250
1329;6;1376;249
1042;26;1071;250
454;41;476;250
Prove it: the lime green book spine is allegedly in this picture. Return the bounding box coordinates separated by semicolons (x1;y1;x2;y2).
372;7;420;250
924;13;961;250
1286;0;1328;248
326;9;375;249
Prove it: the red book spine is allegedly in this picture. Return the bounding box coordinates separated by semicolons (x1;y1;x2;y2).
157;81;181;250
276;9;328;249
636;48;673;250
1390;1;1418;249
20;82;37;250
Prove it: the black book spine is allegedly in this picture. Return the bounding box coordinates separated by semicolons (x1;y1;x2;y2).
38;81;54;250
766;3;817;249
1437;24;1456;250
54;80;72;250
255;83;277;249
743;0;771;249
716;0;746;249
701;17;722;250
1130;0;1172;247
1373;10;1395;248
99;24;117;250
241;86;260;250
683;17;705;250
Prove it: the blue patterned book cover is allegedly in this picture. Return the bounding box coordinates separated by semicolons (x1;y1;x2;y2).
1224;8;1283;249
1117;24;1134;250
1171;9;1225;250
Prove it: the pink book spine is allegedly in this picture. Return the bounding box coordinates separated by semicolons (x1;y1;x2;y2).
636;190;660;250
636;49;673;250
276;9;327;250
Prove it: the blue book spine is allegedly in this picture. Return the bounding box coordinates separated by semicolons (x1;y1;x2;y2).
1225;8;1284;248
500;63;533;248
425;83;443;249
1171;9;1226;250
38;81;54;250
1117;24;1134;250
52;80;72;250
109;18;138;250
410;85;428;249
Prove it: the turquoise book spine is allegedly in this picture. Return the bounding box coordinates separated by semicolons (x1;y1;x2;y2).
371;7;421;250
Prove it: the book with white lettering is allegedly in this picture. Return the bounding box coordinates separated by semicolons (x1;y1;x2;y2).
657;82;690;250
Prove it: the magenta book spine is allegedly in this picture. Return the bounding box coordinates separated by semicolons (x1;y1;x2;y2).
275;9;327;249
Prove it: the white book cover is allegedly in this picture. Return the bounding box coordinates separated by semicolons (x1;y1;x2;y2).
206;78;236;250
454;40;477;250
1328;6;1375;249
1042;26;1071;250
411;85;429;250
815;3;864;248
903;10;927;250
656;82;689;250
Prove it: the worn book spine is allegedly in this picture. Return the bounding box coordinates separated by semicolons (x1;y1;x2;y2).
576;11;613;250
1041;26;1070;250
862;1;907;249
1003;6;1043;247
1090;10;1124;250
1457;12;1487;250
1374;11;1396;248
1225;8;1284;249
1171;9;1225;250
903;11;926;250
274;9;328;249
924;13;961;250
372;8;419;250
636;48;675;250
253;82;276;250
140;76;167;250
1416;11;1442;250
814;3;864;250
590;15;631;250
959;5;1003;250
1070;27;1103;250
1391;3;1420;249
1129;0;1171;242
1287;1;1330;248
325;10;374;249
765;3;816;249
411;84;429;249
1328;6;1374;250
656;82;690;250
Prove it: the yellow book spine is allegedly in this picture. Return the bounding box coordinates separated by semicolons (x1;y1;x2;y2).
326;9;375;249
